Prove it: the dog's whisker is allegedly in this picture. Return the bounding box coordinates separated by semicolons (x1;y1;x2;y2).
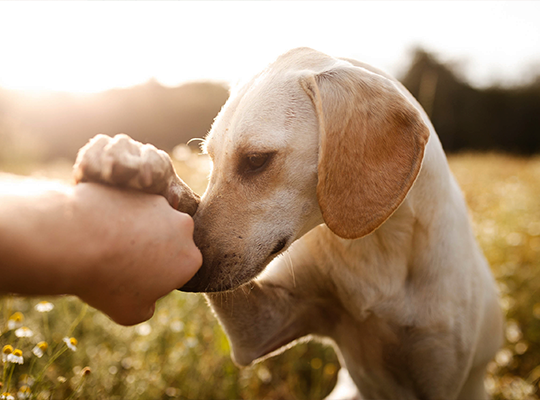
285;252;296;288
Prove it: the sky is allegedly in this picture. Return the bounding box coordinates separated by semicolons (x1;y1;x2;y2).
0;1;539;93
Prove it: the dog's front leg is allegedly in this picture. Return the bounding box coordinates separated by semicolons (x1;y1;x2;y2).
73;133;199;216
205;239;328;366
206;277;312;366
206;256;362;400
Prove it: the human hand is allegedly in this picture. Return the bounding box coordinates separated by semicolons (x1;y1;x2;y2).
69;183;202;325
0;175;201;326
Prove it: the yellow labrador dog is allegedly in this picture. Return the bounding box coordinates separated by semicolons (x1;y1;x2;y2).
74;48;503;400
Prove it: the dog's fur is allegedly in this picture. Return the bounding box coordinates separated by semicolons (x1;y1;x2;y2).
74;48;503;400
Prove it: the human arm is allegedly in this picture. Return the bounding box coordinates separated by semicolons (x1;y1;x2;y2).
0;174;202;325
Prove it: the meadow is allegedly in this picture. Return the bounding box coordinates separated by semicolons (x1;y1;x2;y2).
1;151;539;400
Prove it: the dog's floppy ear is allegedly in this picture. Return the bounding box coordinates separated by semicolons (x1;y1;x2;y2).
300;65;430;239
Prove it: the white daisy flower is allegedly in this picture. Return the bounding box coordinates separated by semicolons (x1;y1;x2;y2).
14;327;33;338
17;386;31;400
35;301;54;313
1;392;15;400
135;323;152;336
7;312;24;331
2;345;13;363
32;342;48;358
63;337;77;352
18;374;35;387
7;349;23;364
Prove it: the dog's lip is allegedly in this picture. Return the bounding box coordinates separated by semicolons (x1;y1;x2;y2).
177;262;211;292
177;271;204;292
179;235;293;293
270;237;288;255
267;235;292;259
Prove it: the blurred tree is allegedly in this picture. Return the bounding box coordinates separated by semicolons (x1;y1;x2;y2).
2;51;540;164
0;80;230;162
401;49;540;154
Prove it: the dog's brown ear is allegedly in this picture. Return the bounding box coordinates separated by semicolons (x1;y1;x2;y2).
300;65;430;239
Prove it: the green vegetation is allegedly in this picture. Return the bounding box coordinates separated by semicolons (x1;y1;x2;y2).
451;153;540;399
1;152;539;399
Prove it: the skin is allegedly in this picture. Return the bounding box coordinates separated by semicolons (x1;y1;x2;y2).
0;176;202;326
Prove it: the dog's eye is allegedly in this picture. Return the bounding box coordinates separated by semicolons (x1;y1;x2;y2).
247;154;268;169
241;152;272;174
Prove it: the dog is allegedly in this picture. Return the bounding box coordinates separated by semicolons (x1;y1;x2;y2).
74;47;503;400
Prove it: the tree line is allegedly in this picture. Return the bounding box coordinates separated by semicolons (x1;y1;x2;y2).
1;49;539;166
401;49;540;154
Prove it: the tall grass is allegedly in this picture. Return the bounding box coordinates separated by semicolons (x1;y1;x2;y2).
0;152;539;399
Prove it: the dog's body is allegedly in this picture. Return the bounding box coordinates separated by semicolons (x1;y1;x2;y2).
74;48;503;399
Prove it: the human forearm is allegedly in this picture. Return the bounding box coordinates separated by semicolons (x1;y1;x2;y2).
0;175;93;295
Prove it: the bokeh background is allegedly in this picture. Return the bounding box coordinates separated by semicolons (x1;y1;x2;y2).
1;2;540;399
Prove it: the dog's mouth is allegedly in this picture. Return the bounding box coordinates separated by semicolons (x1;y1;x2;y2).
263;235;292;264
179;235;292;293
270;237;288;255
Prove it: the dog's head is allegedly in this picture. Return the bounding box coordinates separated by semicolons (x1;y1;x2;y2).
181;48;430;292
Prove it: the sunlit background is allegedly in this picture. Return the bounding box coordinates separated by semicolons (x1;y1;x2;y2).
1;2;540;400
1;1;539;93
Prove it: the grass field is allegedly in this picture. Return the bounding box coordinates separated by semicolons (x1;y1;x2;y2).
1;152;539;400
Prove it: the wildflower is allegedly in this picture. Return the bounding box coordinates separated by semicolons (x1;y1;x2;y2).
185;337;198;348
0;393;14;400
57;376;66;384
170;319;184;332
7;349;23;364
7;313;23;330
135;323;152;336
63;337;77;352
32;342;48;358
16;386;30;400
2;345;13;362
18;375;35;387
14;327;33;339
34;301;54;313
